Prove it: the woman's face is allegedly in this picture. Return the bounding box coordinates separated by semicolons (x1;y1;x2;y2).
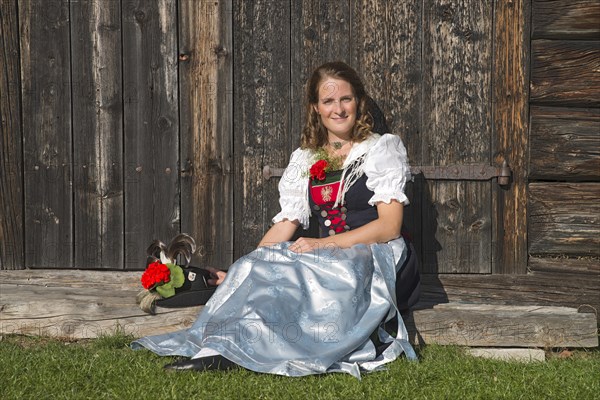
314;77;357;139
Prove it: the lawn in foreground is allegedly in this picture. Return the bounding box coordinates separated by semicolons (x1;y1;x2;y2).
0;334;598;399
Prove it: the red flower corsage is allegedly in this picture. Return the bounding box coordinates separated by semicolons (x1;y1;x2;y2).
141;261;171;289
310;159;329;181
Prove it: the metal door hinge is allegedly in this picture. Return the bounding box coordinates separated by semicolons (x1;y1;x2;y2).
263;161;511;186
410;161;511;185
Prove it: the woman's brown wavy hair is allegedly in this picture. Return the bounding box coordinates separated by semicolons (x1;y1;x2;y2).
300;61;374;150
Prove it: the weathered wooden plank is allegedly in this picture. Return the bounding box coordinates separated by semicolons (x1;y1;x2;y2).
492;0;530;274
529;106;600;180
319;0;351;63
179;0;233;268
529;183;600;256
422;1;493;273
532;0;600;39
19;0;72;268
419;273;600;313
529;256;600;276
233;0;291;258
406;304;598;348
350;1;424;259
70;0;123;269
0;284;203;340
290;0;352;126
4;269;596;312
0;269;201;339
123;0;179;270
1;270;596;347
0;0;23;270
292;0;351;69
530;40;600;106
350;0;387;108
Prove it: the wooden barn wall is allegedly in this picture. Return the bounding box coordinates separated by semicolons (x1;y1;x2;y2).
528;0;600;274
0;0;232;270
1;0;532;274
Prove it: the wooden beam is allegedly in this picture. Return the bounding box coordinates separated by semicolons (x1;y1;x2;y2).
532;0;600;40
0;0;23;270
531;40;600;107
529;106;600;181
407;304;597;348
529;256;600;276
419;273;600;312
492;0;530;274
529;183;600;256
1;270;596;348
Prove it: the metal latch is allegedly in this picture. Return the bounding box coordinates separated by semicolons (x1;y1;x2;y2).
262;165;286;180
410;161;511;185
263;161;511;186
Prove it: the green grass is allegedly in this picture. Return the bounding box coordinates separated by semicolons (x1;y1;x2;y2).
0;333;598;400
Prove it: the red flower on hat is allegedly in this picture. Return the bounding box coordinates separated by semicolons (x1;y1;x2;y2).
141;261;171;289
310;159;328;181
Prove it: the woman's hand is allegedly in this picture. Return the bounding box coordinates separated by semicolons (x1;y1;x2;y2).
205;267;227;286
289;237;323;253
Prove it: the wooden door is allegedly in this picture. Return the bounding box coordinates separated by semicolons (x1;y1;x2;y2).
233;0;528;274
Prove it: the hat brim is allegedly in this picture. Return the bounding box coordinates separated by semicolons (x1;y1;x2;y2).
155;266;217;308
155;286;216;307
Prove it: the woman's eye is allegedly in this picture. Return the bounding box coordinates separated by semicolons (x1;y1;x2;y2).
342;97;352;103
322;99;333;105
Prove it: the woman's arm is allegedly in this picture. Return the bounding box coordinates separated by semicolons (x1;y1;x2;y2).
289;200;403;253
257;219;300;247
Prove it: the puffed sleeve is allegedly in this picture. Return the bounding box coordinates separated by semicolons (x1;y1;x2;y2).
364;134;411;206
271;148;311;229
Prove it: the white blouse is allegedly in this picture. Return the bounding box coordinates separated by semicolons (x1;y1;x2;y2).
272;133;411;229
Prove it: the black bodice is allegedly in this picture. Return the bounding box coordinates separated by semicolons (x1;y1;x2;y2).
309;170;379;238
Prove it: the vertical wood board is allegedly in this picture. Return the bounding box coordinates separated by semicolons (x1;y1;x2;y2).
20;0;73;268
70;0;124;269
350;0;424;264
0;0;24;269
179;0;233;268
123;0;179;270
290;0;352;144
421;0;494;273
234;0;292;258
492;0;530;274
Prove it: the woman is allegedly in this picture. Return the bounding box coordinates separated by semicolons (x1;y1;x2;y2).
132;61;419;378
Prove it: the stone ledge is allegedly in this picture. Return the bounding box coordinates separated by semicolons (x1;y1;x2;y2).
467;348;546;362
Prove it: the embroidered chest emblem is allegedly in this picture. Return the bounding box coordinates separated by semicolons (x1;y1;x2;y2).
321;186;333;202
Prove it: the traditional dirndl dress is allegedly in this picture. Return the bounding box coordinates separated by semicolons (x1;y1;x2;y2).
132;134;419;378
